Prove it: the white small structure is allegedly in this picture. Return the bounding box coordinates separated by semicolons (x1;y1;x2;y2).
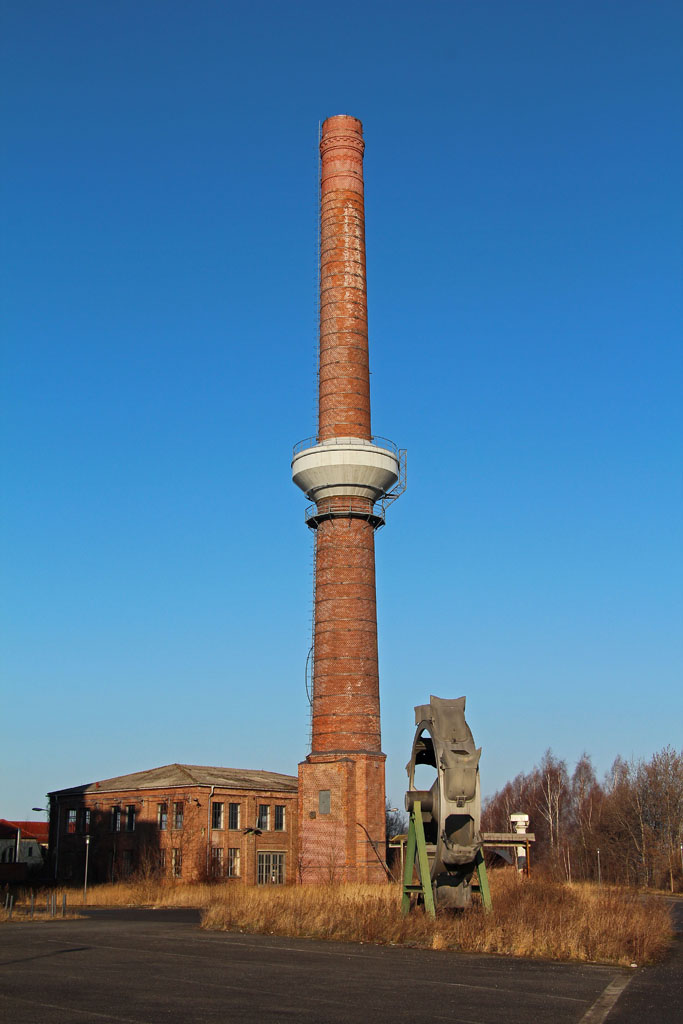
510;812;529;874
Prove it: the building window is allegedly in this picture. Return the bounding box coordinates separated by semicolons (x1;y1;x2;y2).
122;850;133;876
257;804;270;831
172;848;182;878
212;802;224;830
257;851;285;885
79;808;90;834
27;845;33;857
157;803;168;830
211;847;224;877
274;805;285;831
228;802;240;830
126;805;136;832
66;809;77;834
227;848;241;877
159;849;166;870
111;806;122;832
319;790;331;815
173;802;184;829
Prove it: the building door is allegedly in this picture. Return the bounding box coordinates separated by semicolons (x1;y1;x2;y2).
257;851;285;885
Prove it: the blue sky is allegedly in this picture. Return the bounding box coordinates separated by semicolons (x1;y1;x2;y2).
2;1;681;821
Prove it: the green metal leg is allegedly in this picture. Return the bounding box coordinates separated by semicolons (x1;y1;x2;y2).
413;803;435;917
401;802;435;918
475;848;492;912
401;813;417;916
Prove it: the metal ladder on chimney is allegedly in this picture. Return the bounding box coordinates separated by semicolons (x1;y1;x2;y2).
305;530;317;746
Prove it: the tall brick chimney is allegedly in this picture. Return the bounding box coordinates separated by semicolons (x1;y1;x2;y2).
292;116;405;882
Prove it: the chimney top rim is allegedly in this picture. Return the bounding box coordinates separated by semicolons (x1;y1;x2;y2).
322;114;363;135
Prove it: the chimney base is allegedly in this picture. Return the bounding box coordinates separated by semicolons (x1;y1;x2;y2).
297;753;387;883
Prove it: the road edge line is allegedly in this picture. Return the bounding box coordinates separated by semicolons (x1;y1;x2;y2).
578;972;634;1024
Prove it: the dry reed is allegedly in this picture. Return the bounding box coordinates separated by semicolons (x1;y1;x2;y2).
201;871;673;966
12;879;218;910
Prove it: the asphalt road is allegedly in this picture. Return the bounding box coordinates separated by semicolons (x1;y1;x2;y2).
0;903;680;1024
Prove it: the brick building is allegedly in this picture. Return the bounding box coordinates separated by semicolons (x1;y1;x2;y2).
49;764;298;885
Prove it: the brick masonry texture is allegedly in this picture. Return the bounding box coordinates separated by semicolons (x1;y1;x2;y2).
51;785;298;886
318;115;371;442
298;753;386;883
299;115;387;884
311;517;380;754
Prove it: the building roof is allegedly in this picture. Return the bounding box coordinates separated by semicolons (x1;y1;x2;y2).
49;763;298;798
0;819;49;843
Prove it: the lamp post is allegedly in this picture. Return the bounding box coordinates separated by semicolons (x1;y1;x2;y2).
32;805;49;875
33;802;59;878
83;836;91;905
596;848;602;886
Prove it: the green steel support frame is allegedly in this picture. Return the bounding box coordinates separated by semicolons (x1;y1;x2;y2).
401;802;493;915
401;801;436;917
475;848;492;912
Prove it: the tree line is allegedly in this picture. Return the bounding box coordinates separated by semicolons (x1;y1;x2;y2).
482;746;683;892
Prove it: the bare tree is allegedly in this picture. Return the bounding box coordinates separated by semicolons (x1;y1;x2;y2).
569;753;602;879
385;801;407;839
483;745;682;891
535;750;569;860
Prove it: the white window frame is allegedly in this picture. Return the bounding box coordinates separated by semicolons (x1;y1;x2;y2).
257;851;285;885
227;848;241;877
257;804;270;831
228;802;240;830
211;847;224;876
212;802;224;830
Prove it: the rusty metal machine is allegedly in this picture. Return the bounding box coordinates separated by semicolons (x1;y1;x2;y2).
402;695;490;914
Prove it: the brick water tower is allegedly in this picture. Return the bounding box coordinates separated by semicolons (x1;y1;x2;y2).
292;115;405;882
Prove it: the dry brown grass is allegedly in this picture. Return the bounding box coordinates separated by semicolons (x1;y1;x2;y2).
201;871;674;966
12;879;219;910
0;907;83;924
9;872;673;964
